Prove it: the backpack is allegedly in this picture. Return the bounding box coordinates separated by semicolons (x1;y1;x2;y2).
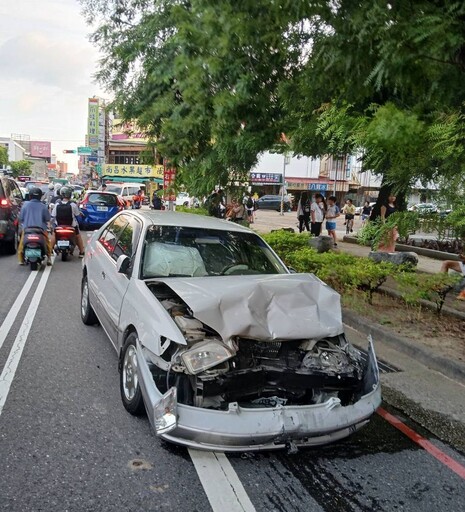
56;202;73;226
246;197;254;209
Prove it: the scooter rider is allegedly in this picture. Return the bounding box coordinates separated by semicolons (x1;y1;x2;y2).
50;186;85;257
18;187;52;266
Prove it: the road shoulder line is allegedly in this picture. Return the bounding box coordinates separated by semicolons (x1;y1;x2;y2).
0;272;37;352
0;266;52;416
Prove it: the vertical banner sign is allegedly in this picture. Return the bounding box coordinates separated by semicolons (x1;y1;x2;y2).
163;161;176;201
87;98;99;149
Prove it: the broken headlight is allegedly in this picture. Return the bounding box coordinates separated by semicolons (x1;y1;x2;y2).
181;340;234;375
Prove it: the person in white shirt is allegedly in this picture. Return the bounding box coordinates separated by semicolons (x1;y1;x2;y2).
310;193;325;236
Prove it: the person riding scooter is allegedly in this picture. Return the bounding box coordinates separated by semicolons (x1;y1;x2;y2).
50;186;85;257
18;187;52;266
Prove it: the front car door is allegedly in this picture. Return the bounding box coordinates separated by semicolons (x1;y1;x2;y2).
89;214;142;344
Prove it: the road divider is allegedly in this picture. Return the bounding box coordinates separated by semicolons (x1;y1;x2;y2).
0;265;52;416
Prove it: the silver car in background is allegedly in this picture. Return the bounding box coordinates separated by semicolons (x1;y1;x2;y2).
81;211;381;451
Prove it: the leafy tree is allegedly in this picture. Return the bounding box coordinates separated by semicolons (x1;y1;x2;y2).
80;0;465;198
0;146;8;167
9;160;33;178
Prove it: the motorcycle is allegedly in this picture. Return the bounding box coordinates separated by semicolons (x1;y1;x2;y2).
22;227;47;271
54;225;76;261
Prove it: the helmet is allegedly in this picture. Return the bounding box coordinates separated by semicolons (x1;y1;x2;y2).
54;183;62;192
48;183;54;190
60;186;72;199
30;187;43;200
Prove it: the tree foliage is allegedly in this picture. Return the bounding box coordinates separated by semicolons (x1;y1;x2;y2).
0;146;8;167
9;160;32;178
80;0;465;196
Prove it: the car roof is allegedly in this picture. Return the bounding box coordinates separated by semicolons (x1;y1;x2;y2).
129;210;254;233
85;190;118;195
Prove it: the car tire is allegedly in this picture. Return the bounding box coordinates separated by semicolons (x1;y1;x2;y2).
120;332;145;416
4;230;18;255
81;275;98;325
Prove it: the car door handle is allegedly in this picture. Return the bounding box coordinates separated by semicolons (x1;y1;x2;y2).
101;271;106;279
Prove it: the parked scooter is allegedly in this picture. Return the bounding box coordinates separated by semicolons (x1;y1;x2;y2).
22;227;47;271
54;225;76;261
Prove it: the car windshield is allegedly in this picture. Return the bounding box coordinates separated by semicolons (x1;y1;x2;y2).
105;185;122;194
87;193;117;205
141;225;288;278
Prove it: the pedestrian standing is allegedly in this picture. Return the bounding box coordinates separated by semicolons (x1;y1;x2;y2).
325;195;340;246
378;194;398;252
296;192;311;232
361;201;372;226
310;193;325;236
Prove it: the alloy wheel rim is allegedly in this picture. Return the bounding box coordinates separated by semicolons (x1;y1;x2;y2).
81;280;89;317
123;345;138;401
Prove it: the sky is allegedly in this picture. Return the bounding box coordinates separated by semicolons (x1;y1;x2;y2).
0;0;105;172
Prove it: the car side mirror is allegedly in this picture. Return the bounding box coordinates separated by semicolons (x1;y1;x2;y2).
24;192;30;201
288;266;297;274
116;254;131;275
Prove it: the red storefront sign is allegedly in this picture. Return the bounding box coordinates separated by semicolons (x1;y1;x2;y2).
163;166;176;201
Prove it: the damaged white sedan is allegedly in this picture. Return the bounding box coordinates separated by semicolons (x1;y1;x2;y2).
81;211;381;451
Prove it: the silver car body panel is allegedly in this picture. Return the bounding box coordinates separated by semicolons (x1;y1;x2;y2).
151;274;344;342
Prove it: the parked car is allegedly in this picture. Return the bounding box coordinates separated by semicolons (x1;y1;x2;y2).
78;191;123;230
81;211;381;451
105;182;146;208
175;192;200;207
407;203;438;214
0;175;23;253
256;194;292;212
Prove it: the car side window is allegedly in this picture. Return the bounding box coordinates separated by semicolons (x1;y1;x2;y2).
9;180;22;200
112;216;142;262
98;216;128;258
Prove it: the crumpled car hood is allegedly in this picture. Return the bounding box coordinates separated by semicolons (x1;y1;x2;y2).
154;274;343;341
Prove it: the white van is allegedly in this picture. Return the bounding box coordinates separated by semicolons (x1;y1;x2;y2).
105;182;145;207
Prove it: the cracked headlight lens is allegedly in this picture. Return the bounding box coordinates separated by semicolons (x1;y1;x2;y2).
181;340;234;375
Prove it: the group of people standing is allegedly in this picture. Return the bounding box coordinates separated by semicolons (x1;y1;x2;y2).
296;193;342;246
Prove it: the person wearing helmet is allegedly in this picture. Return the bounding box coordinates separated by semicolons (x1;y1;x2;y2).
49;184;62;206
44;183;55;205
18;187;52;265
50;186;85;257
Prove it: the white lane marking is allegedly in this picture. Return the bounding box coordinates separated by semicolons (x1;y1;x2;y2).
0;272;37;352
188;449;256;512
0;265;52;416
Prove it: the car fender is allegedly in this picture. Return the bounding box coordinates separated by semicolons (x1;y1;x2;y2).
118;279;186;355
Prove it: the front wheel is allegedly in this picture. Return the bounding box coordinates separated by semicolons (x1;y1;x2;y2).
120;333;145;416
81;275;98;325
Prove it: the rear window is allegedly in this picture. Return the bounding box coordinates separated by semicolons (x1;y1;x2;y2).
87;193;117;205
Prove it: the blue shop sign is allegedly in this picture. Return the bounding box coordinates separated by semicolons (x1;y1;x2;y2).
308;183;328;191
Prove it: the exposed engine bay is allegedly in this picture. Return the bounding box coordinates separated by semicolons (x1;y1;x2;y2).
147;282;365;410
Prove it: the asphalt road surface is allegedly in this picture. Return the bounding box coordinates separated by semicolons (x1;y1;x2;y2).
1;244;464;512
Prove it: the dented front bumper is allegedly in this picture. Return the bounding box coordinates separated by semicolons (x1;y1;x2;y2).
136;338;381;452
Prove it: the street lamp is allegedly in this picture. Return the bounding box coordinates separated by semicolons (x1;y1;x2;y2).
280;153;290;216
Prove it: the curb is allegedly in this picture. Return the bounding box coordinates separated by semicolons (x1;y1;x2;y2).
342;308;465;385
342;235;460;261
